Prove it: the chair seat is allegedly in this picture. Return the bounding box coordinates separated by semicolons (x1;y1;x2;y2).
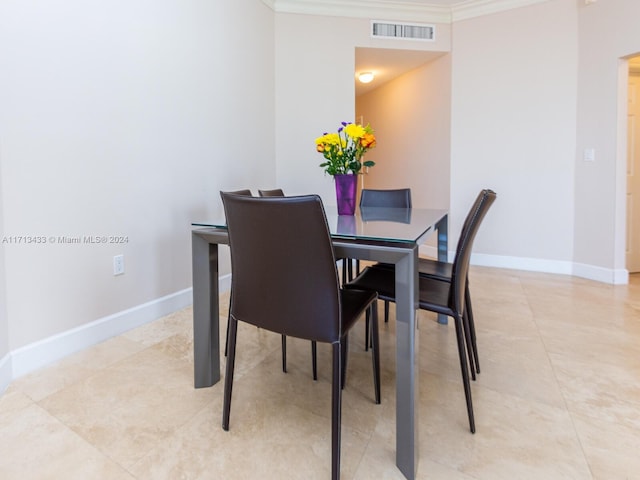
347;265;454;317
375;257;453;280
418;258;453;279
341;288;379;333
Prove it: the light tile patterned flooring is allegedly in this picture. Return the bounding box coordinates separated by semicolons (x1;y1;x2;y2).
1;267;639;479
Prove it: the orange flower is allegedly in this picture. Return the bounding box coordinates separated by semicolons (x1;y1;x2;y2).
360;133;376;149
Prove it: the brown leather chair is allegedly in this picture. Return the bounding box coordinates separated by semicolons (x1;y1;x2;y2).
221;193;380;480
258;187;318;378
221;189;253;359
359;187;412;208
374;189;496;379
347;189;496;434
415;189;496;378
357;188;412;349
347;189;413;288
221;189;291;376
256;188;290;372
257;188;285;197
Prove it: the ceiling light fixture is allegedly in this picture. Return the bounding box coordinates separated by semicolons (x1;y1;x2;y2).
358;72;374;84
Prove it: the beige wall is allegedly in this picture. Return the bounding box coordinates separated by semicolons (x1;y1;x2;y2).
356;54;451;210
575;0;640;280
0;0;275;351
450;0;578;266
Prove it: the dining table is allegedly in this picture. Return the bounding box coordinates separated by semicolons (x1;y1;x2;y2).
191;203;448;480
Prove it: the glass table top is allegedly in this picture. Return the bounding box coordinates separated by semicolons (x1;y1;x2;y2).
193;205;448;245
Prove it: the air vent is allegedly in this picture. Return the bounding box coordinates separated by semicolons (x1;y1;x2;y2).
371;21;435;41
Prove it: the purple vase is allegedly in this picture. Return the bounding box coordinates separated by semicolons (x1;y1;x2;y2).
334;174;357;215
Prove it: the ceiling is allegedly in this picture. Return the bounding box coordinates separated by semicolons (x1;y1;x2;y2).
355;48;446;96
269;0;544;22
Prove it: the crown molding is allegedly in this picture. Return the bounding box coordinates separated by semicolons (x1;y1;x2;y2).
451;0;551;22
266;0;551;24
271;0;452;23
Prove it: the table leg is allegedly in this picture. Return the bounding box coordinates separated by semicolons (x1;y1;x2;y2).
192;231;221;388
436;214;449;325
395;246;419;479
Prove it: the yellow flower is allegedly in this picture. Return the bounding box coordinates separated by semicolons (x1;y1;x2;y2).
323;133;341;145
344;123;365;139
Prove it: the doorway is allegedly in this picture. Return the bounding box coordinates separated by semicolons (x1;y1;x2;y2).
627;56;640;272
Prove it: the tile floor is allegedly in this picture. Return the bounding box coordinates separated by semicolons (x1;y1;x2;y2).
1;267;639;479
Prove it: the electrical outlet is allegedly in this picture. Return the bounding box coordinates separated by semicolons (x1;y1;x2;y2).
113;255;125;276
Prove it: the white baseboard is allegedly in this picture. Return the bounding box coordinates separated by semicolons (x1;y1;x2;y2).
0;274;230;391
10;287;195;380
470;252;573;276
4;275;233;388
418;246;626;285
573;263;629;285
0;353;12;396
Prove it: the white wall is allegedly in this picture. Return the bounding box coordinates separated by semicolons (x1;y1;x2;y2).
450;0;578;270
575;0;640;282
0;0;275;367
274;12;451;201
0;160;9;392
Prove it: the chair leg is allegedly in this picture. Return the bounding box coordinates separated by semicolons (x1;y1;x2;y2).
465;283;480;374
225;291;233;357
224;315;230;357
331;343;342;480
370;302;381;404
340;334;348;390
281;335;287;373
312;341;318;380
364;309;370;352
222;317;238;431
453;313;475;434
462;312;476;381
461;311;476;381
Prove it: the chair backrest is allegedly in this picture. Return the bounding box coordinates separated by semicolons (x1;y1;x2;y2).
221;193;342;343
360;188;412;208
258;188;285;197
449;189;497;314
222;189;252;197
